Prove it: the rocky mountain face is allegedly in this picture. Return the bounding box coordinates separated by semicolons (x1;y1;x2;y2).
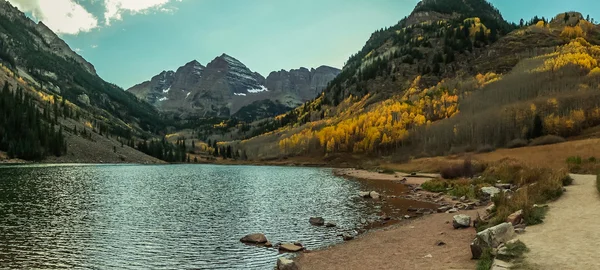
0;0;161;133
128;54;340;118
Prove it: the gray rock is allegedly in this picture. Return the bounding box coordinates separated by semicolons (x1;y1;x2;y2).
453;214;471;229
359;191;370;198
490;258;513;270
369;191;380;199
495;183;511;190
240;233;268;244
481;186;501;197
309;217;325;226
470;222;516;259
438;206;452;213
277;257;298;270
446;208;459;213
486;203;496;213
404;215;411;219
342;233;354;241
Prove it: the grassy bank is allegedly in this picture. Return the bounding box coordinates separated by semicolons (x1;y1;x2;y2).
420;159;570;231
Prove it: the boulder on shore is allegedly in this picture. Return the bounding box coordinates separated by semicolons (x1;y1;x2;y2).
359;191;371;198
240;233;268;244
470;222;515;259
453;214;471;229
342;233;354;241
279;243;304;252
369;191;380;199
506;210;523;225
309;217;325;226
481;186;501;197
277;257;298;270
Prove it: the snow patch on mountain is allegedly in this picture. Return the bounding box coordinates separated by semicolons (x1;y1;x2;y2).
159;97;168;102
234;93;247;96
247;85;268;93
162;87;171;93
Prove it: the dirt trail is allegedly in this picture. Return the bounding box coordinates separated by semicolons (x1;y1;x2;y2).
519;174;600;270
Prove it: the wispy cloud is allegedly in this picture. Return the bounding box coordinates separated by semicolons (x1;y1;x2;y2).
7;0;183;35
104;0;183;25
8;0;98;35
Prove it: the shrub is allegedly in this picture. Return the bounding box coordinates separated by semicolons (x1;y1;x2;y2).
523;206;548;225
506;138;528;149
440;158;482;179
566;156;582;165
476;248;494;270
561;175;573;186
589;156;597;163
496;240;529;261
476;144;496;153
421;179;448;192
482;160;567;228
529;135;566;146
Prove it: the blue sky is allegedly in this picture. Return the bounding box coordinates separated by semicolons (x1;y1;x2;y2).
7;0;600;89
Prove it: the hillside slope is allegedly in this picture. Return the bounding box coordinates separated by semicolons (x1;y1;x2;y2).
0;0;167;163
228;2;600;162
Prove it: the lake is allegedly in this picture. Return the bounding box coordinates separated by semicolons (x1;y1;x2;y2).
0;164;432;269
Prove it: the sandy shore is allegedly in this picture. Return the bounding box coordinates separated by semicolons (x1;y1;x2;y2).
296;209;480;270
333;168;439;185
291;168;482;270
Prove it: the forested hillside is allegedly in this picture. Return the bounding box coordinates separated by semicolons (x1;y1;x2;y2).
225;3;600;163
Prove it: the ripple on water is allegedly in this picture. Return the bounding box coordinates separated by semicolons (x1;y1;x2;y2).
0;164;428;269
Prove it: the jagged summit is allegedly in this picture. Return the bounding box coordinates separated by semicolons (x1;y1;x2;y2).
128;54;340;118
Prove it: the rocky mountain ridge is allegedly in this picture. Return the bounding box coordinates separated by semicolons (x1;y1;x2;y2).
127;54;340;118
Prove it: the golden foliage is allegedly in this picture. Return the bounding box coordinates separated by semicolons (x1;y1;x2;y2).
560;25;585;40
535;40;599;72
278;79;460;154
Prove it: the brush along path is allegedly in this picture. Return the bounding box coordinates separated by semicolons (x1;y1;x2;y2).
519;174;600;270
295;210;479;270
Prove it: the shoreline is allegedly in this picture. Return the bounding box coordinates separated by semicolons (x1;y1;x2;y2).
290;168;485;269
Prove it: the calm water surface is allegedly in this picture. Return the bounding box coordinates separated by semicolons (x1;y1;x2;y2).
0;164;408;269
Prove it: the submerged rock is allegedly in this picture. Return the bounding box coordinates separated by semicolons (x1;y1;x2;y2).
325;222;337;228
342;233;354;241
309;217;325;226
240;233;268;244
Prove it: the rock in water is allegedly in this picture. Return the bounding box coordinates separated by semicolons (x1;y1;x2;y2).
359;191;370;198
453;214;471;229
240;233;268;244
506;210;523;225
342;233;354;241
325;222;337;228
369;191;380;199
264;241;273;248
470;222;516;259
277;257;298;270
309;217;325;226
279;243;304;252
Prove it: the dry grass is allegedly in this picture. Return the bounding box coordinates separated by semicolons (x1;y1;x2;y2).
387;138;600;173
477;160;568;231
